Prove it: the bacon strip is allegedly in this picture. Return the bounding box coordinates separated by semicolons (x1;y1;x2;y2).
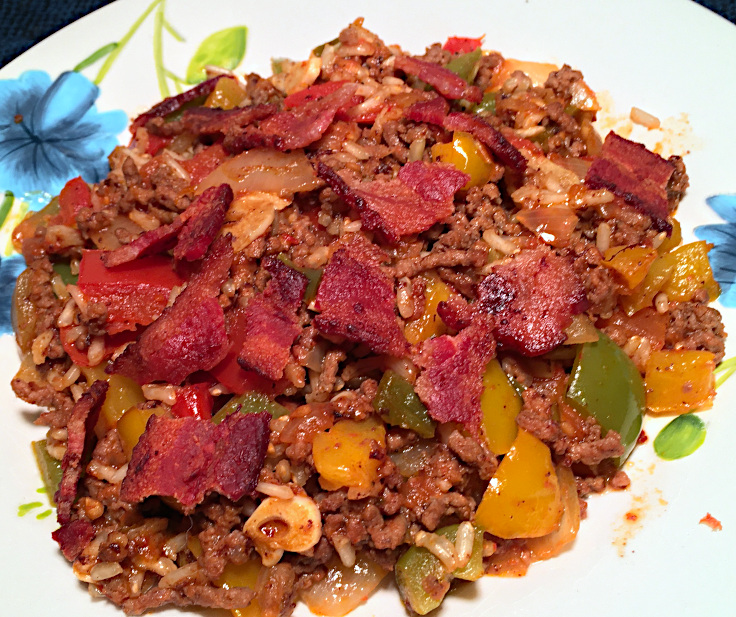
414;315;496;435
52;520;96;562
101;219;184;268
154;104;278;139
55;380;109;526
130;76;224;133
585;132;674;231
109;236;233;384
443;112;527;173
404;96;449;125
238;257;308;380
228;83;359;153
121;411;270;513
477;247;587;356
394;55;482;103
314;248;408;357
318;161;467;244
174;184;232;261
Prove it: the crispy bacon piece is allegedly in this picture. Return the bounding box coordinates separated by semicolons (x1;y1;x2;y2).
585;132;675;231
120;411;271;513
317;161;468;244
154;104;278;139
477;247;587;356
109;236;233;384
52;520;96;562
130;76;224;133
54;380;108;526
238;257;308;380
404;95;449;125
414;315;496;435
228;83;359;153
443;112;527;173
101;219;184;268
314;248;408;357
174;184;233;261
102;184;232;266
394;55;482;103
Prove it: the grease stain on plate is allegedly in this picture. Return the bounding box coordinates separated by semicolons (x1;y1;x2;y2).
594;90;702;158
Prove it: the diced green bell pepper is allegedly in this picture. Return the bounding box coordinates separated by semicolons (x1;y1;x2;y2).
566;330;644;465
446;48;482;83
52;261;78;286
32;440;62;506
373;371;436;438
212;391;289;424
277;253;322;304
473;91;496;115
395;523;484;615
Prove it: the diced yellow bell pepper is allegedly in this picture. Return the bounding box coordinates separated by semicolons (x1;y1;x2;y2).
662;241;719;302
431;131;495;189
217;559;262;617
404;273;451;344
205;76;247;110
644;350;716;415
117;406;168;459
657;218;681;254
620;252;677;316
474;429;562;539
480;359;521;455
602;245;658;289
313;418;386;491
82;365;146;439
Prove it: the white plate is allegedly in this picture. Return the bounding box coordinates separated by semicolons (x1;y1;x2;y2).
1;1;735;616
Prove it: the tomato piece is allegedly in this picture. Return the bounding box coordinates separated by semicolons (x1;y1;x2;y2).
57;177;92;226
442;36;483;54
181;143;229;187
283;81;349;108
77;250;184;334
171;383;214;420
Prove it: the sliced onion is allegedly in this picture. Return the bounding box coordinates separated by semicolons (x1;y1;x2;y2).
300;554;387;617
516;206;578;247
390;441;435;478
527;466;580;560
89;215;144;250
221;192;289;252
197;148;321;197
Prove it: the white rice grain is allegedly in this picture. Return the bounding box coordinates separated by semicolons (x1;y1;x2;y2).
654;292;669;314
143;383;179;406
255;482;294;500
414;531;457;571
333;535;356;568
158;562;199;589
630;106;660;129
596;222;612;254
90;562;123;582
87;336;106;366
57;299;77;328
454;522;475;570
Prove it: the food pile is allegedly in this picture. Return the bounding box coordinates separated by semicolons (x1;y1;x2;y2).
11;19;725;617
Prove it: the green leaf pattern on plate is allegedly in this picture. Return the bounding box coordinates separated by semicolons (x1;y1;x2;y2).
653;413;707;460
186;27;248;84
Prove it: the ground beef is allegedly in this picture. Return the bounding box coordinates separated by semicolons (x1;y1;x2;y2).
256;563;297;617
665;300;726;362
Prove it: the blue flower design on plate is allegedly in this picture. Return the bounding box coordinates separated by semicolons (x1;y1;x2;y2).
694;194;736;307
0;70;127;197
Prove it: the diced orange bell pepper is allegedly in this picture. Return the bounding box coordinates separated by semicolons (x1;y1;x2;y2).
404;273;452;344
431;131;495;189
474;429;563;539
644;350;716;415
489;59;559;91
480;359;521;455
313;418;386;491
602;245;658;289
656;218;681;254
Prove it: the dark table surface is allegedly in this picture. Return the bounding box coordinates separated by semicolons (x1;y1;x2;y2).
1;0;735;69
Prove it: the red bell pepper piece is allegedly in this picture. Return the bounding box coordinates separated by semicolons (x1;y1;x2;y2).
59;326;138;367
171;383;214;420
77;250;184;335
180;143;228;186
57;177;92;226
442;36;484;54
